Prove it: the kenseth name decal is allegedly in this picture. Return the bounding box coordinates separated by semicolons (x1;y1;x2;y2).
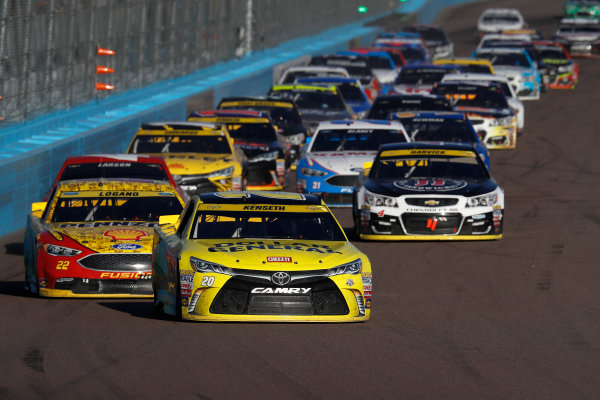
242;205;285;211
208;241;338;253
251;287;311;294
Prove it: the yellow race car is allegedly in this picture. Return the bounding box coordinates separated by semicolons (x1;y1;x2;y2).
24;179;186;297
127;121;247;196
152;191;372;322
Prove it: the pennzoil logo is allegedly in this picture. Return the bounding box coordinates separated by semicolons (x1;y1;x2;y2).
104;229;147;241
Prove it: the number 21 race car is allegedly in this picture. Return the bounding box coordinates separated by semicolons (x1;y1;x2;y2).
152;191;372;322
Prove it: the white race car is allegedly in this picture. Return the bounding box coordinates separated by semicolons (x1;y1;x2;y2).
442;72;525;131
296;120;409;206
477;8;526;38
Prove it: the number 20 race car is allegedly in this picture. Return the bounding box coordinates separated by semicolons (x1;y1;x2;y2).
152;191;372;322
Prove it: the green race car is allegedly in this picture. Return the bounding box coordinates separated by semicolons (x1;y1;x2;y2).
564;0;600;19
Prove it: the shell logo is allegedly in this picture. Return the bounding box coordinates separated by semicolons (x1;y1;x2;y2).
104;229;147;241
168;163;186;170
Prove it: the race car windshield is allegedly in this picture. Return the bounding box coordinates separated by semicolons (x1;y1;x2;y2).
434;87;509;109
311;129;407;151
276;91;346;111
395;69;448;85
365;57;393;70
220;105;302;125
60;163;170;182
225;123;277;142
406;27;448;42
130;135;232;154
337;83;368;102
189;211;346;241
477;52;532;68
482;15;520;23
372;155;488;182
400;119;476;143
399;47;427;63
51;196;183;223
558;26;600;33
538;48;568;60
367;97;452;119
282;70;347;84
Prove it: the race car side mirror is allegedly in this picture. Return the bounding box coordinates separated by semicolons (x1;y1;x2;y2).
159;214;180;228
31;202;47;217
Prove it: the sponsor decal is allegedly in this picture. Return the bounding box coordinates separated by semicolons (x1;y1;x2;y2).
242;205;285;211
100;272;151;279
271;271;291;286
39;279;48;288
111;243;143;250
347;279;355;287
104;229;147;241
251;287;311;294
362;271;372;278
58;221;155;228
99;191;140;197
97;162;132;167
365;297;372;309
181;297;189;307
168;163;186;169
393;179;467;192
267;256;292;263
207;241;338;254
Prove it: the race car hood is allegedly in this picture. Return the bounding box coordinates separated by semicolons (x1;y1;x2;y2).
364;178;498;197
456;106;513;118
305;151;377;174
158;154;236;175
184;239;360;270
48;222;155;253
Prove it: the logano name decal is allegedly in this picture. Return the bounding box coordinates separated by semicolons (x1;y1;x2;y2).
58;221;155;228
208;241;338;254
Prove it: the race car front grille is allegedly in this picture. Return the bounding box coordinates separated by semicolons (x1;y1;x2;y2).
405;198;458;207
208;277;349;316
180;180;220;195
325;175;358;187
401;213;463;235
79;253;152;272
54;278;152;295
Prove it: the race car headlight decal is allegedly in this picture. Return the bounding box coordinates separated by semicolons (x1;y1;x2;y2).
44;244;82;256
247;150;279;163
466;193;498;207
179;167;235;183
329;258;363;276
190;257;232;275
365;190;397;207
558;64;573;73
285;133;305;146
490;116;514;127
204;166;235;179
301;167;328;177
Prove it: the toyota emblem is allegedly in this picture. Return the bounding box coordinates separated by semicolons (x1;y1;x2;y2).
271;271;291;286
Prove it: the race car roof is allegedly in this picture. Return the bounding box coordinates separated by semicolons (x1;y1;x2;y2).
140;121;219;131
188;110;269;119
316;119;405;130
378;141;476;154
62;154;167;165
390;111;467;121
296;77;361;85
198;191;323;206
270;84;338;93
398;63;458;72
54;178;180;195
217;96;296;108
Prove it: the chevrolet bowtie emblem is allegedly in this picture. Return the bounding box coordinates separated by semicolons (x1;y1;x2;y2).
424;199;439;206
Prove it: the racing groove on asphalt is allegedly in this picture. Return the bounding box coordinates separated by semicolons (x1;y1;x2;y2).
1;0;599;399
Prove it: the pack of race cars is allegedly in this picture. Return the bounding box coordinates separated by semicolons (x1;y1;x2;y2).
23;4;595;322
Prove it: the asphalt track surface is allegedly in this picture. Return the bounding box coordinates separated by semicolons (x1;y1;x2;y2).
1;1;599;399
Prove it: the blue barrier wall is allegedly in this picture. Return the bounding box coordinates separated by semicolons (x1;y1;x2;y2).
2;0;484;237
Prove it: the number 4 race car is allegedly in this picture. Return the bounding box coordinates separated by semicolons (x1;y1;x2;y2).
24;179;185;297
353;142;504;240
152;191;372;322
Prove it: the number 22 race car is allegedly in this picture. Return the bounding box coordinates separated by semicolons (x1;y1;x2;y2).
152;191;372;322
